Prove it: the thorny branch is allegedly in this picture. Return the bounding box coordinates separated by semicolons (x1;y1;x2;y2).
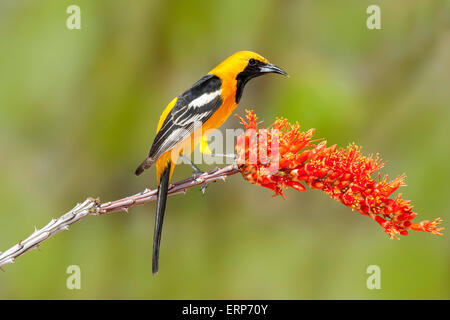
0;164;240;269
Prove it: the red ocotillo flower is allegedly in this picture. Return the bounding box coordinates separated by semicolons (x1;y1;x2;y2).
235;110;443;239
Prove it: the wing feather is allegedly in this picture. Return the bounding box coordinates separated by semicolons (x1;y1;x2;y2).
144;74;223;166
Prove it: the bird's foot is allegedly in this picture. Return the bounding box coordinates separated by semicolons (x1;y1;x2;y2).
193;171;208;194
180;155;209;193
194;173;209;194
200;183;209;194
181;155;204;176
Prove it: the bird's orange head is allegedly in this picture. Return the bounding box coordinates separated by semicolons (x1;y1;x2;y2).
209;51;288;102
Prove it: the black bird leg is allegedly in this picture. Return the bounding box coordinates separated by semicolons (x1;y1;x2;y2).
180;155;208;193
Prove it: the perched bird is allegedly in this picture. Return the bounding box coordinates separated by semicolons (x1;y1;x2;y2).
135;51;287;274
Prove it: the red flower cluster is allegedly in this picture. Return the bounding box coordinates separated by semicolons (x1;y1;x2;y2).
235;110;443;239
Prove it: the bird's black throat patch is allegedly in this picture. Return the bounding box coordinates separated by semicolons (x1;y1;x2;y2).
235;60;265;103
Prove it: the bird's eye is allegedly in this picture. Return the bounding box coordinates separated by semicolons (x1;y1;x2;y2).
248;58;258;66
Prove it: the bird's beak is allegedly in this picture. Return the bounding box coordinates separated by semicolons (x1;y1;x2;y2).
259;63;288;76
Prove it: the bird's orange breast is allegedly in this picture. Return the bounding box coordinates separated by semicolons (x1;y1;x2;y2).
202;77;237;132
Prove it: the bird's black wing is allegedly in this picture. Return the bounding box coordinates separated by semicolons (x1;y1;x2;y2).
135;74;223;175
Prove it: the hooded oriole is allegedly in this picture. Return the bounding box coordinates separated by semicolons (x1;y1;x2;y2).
135;51;287;274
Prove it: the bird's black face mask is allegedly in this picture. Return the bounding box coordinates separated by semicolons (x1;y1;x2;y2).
235;58;288;103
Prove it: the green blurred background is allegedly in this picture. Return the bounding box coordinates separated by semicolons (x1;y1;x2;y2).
0;0;448;299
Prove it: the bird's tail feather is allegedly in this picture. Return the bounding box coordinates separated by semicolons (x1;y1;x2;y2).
152;162;171;275
135;157;154;176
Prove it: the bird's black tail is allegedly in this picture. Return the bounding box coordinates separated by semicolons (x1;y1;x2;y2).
152;163;171;275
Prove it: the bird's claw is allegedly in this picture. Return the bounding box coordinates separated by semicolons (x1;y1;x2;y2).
192;170;205;180
200;183;209;194
191;170;207;194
